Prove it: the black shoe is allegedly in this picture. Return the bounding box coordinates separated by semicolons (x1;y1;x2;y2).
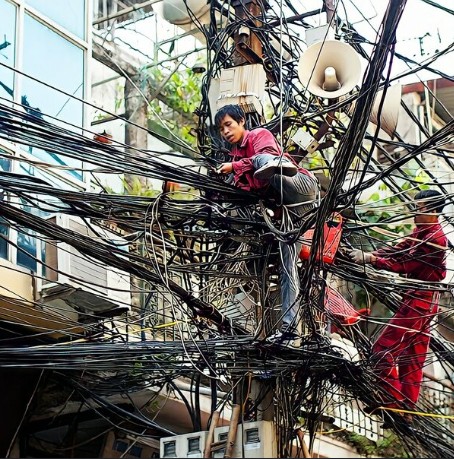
254;158;298;181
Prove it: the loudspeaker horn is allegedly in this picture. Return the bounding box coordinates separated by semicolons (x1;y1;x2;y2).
153;0;211;44
298;40;362;99
369;83;401;139
153;0;209;26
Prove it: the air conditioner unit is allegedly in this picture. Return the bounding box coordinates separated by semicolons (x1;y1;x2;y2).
160;431;208;458
102;431;159;458
213;421;277;458
39;214;131;322
160;422;276;458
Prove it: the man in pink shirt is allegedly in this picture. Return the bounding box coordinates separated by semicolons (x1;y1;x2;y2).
215;104;319;346
349;189;447;425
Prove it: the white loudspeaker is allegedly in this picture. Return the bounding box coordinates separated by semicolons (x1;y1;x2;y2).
369;83;401;138
153;0;211;44
298;40;362;99
153;0;209;26
347;83;401;139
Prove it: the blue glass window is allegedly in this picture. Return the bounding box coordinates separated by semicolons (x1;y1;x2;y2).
0;222;8;260
0;0;16;102
25;0;85;40
17;229;37;271
22;13;84;180
0;151;11;172
17;198;37;272
0;151;11;260
19;161;72;213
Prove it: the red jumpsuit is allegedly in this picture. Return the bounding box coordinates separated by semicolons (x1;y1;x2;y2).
372;223;447;407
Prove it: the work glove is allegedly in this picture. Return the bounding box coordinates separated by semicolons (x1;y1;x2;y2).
349;249;373;264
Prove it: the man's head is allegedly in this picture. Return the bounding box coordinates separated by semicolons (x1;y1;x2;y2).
215;105;246;144
414;189;445;226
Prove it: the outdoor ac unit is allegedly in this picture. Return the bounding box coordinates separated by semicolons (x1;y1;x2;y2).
160;431;208;458
39;214;131;321
160;422;276;458
102;431;159;458
213;421;277;458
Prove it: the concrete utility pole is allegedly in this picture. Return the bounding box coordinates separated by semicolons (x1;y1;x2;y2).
92;40;152;320
124;75;149;189
92;40;149;190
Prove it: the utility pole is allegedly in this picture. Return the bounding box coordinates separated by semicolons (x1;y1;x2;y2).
324;0;336;26
222;0;278;443
124;75;149;189
231;0;266;66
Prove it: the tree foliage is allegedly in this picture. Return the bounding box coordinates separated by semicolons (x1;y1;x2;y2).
146;67;203;147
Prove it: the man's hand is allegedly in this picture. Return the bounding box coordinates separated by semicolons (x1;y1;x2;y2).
217;163;233;174
349;249;373;264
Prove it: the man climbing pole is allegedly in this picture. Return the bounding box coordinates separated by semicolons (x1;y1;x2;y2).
215;104;319;346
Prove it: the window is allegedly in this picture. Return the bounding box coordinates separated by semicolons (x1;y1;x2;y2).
113;439;142;457
22;13;84;123
26;0;85;39
216;432;228;456
22;13;84;180
0;222;8;260
187;437;201;453
17;229;37;271
0;152;11;260
163;440;176;457
113;440;128;453
0;1;88;183
0;155;11;172
0;0;16;102
245;427;260;444
17;198;40;272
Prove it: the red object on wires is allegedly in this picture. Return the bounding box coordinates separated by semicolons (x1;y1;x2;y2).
93;130;113;144
163;181;181;192
324;285;370;327
300;212;343;264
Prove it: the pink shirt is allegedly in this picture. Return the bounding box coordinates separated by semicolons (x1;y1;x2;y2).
230;128;312;191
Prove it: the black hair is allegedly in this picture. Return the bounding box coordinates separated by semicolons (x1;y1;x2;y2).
414;189;446;214
214;104;245;128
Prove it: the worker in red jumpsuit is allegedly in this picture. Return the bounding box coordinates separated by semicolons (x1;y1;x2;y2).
215;104;319;345
349;189;447;424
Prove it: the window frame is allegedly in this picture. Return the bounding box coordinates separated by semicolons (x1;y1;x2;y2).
1;0;92;189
